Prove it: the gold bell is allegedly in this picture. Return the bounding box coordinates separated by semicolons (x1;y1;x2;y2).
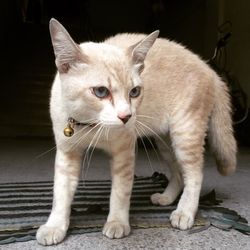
64;124;74;137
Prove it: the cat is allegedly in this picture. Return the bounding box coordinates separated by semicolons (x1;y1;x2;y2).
36;18;237;245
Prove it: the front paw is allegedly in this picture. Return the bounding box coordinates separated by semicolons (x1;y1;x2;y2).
170;209;194;230
103;221;130;239
36;224;67;245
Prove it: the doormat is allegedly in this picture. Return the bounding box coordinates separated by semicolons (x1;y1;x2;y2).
0;172;249;245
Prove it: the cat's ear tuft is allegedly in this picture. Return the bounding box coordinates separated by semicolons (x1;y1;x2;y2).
49;18;89;73
129;30;159;73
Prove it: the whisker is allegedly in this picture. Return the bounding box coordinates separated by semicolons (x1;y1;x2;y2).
105;127;109;142
65;124;98;152
135;126;154;172
86;126;104;172
86;126;103;166
136;114;162;121
35;145;57;159
105;126;111;148
80;117;97;122
77;118;98;124
82;136;97;182
136;121;164;171
35;126;85;159
136;120;169;151
34;124;91;160
135;137;139;159
82;123;103;180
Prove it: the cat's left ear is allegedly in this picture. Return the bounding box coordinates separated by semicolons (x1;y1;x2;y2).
128;30;159;73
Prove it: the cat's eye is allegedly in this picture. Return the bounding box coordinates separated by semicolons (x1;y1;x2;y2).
92;86;110;98
129;86;141;98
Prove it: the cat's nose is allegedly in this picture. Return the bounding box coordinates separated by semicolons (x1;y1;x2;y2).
118;114;132;124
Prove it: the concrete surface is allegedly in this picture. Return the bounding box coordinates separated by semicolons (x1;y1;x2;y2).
0;138;249;250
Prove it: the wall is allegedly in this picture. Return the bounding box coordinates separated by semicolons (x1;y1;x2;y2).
224;0;250;105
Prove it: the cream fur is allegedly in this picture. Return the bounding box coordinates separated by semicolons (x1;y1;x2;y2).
36;19;237;245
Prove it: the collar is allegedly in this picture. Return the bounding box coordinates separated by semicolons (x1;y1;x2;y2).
63;117;95;137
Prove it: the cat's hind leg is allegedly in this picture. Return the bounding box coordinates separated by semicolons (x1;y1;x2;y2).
151;136;183;206
168;116;207;230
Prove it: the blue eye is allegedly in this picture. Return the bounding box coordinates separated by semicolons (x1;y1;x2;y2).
93;86;110;98
129;86;141;98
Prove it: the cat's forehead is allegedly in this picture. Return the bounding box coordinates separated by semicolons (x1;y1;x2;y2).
80;42;131;87
80;42;125;62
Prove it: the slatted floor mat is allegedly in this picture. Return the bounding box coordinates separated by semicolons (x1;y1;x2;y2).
0;173;249;245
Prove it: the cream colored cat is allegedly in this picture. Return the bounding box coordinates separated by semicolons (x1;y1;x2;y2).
36;18;237;245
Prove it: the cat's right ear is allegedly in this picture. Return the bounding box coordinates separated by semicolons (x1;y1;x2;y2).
49;18;89;73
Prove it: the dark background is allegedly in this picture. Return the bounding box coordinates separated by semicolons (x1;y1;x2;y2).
1;0;250;146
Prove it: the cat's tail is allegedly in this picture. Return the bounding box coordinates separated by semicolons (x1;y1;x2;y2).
208;77;237;176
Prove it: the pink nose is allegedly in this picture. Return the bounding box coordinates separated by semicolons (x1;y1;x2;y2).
118;114;132;124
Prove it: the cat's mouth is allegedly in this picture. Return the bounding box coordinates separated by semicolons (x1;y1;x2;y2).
63;117;97;137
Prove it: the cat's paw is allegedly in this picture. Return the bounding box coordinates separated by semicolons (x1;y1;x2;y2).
102;221;130;239
36;225;66;245
151;193;173;206
170;209;194;230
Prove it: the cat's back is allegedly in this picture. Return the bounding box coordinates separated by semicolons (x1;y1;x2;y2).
106;32;214;86
105;32;199;63
105;32;211;78
105;33;150;49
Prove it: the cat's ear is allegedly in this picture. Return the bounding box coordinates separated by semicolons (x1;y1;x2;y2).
49;18;89;73
128;30;159;73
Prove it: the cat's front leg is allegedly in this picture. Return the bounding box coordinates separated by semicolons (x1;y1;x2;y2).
103;136;135;239
36;149;82;245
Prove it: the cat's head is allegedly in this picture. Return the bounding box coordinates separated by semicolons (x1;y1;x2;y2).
49;19;159;129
